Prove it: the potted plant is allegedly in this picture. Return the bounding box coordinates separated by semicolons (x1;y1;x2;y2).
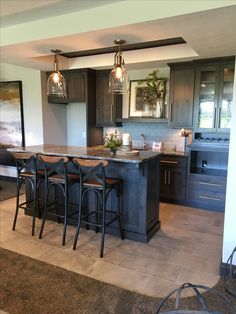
139;69;167;118
104;132;122;156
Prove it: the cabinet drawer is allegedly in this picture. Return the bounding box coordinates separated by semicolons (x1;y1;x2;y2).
187;175;226;210
160;156;187;168
189;174;226;188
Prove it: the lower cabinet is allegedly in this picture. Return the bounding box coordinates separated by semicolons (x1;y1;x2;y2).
159;155;187;203
187;174;226;211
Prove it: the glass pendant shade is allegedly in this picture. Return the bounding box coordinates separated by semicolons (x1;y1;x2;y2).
108;65;129;94
108;40;129;94
47;51;67;97
47;71;67;97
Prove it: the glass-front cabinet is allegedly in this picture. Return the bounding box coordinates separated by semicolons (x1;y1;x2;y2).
194;62;234;132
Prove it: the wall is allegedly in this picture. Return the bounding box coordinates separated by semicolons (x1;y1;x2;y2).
0;63;44;145
41;72;68;145
222;58;236;265
67;102;87;146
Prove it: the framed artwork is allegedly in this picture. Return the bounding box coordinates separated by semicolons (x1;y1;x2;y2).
129;79;167;118
0;81;25;147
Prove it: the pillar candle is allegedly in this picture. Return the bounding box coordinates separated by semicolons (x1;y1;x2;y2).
122;133;131;146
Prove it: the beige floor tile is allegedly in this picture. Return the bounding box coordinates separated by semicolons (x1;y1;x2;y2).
0;196;225;298
177;267;220;287
87;260;152;293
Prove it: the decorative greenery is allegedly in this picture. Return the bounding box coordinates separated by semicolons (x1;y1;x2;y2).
146;70;166;98
139;69;167;99
104;132;122;151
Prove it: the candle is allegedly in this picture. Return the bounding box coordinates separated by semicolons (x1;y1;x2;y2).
122;133;131;146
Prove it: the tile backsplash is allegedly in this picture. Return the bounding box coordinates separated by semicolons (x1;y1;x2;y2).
104;123;185;151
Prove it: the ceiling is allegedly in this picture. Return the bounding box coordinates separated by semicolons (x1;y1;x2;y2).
1;0;236;71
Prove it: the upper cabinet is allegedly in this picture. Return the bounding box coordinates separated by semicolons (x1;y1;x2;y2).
169;66;195;128
193;60;234;133
95;70;122;126
47;69;86;104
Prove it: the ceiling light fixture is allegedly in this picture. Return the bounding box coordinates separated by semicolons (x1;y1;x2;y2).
108;39;129;94
47;49;67;98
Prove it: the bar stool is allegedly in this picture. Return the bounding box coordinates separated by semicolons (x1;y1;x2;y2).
72;158;124;258
12;152;44;236
38;155;80;246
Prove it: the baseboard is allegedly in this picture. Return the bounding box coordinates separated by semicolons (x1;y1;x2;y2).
0;165;16;178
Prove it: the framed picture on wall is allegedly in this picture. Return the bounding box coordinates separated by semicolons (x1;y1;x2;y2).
0;81;25;147
129;78;167;118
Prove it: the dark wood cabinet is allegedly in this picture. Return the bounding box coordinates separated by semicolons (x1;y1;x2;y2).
48;69;86;104
187;142;228;211
169;66;195;128
159;155;187;203
96;70;122;126
64;69;86;102
193;61;234;133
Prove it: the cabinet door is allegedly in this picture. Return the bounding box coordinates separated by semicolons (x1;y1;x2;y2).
159;167;170;199
64;70;86;102
194;66;219;131
168;167;186;201
218;65;234;131
96;70;115;126
47;69;86;103
169;67;195;128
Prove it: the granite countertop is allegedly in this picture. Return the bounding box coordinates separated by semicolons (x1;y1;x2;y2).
8;144;161;164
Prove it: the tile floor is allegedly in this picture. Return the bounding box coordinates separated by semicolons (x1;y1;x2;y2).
0;195;224;298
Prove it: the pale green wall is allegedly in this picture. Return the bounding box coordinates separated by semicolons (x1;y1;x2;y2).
0;63;44;145
222;58;236;264
67;102;87;146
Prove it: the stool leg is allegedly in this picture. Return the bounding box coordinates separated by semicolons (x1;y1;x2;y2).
100;190;106;258
39;181;49;239
31;178;37;236
12;176;21;231
73;204;81;250
95;193;99;233
62;185;68;246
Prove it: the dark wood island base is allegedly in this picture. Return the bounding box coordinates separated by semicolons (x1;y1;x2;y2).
8;145;161;243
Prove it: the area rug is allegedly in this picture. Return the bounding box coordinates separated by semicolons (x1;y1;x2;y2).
0;248;235;314
0;177;24;202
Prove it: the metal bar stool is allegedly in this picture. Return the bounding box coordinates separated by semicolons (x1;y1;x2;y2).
38;154;80;246
12;152;44;236
72;158;124;258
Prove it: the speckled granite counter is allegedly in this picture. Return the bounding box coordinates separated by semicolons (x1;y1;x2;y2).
8;144;161;163
8;144;161;242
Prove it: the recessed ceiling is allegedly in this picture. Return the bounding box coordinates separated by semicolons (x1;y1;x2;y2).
1;1;236;71
0;0;125;27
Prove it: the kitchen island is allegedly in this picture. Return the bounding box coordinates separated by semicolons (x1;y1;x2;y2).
8;145;161;242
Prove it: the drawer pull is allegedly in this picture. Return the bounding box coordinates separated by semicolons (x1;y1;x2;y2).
160;160;178;164
199;182;223;187
199;195;221;201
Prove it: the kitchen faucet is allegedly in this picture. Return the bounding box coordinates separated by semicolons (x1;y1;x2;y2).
140;134;145;148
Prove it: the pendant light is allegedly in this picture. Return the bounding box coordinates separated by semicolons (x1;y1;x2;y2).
47;49;67;97
108;39;129;94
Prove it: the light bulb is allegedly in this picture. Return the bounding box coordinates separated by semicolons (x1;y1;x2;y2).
115;67;122;79
53;72;60;83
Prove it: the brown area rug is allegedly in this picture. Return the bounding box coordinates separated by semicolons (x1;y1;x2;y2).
0;247;235;314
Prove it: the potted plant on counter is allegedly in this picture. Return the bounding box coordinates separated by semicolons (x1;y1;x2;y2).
104;132;122;156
